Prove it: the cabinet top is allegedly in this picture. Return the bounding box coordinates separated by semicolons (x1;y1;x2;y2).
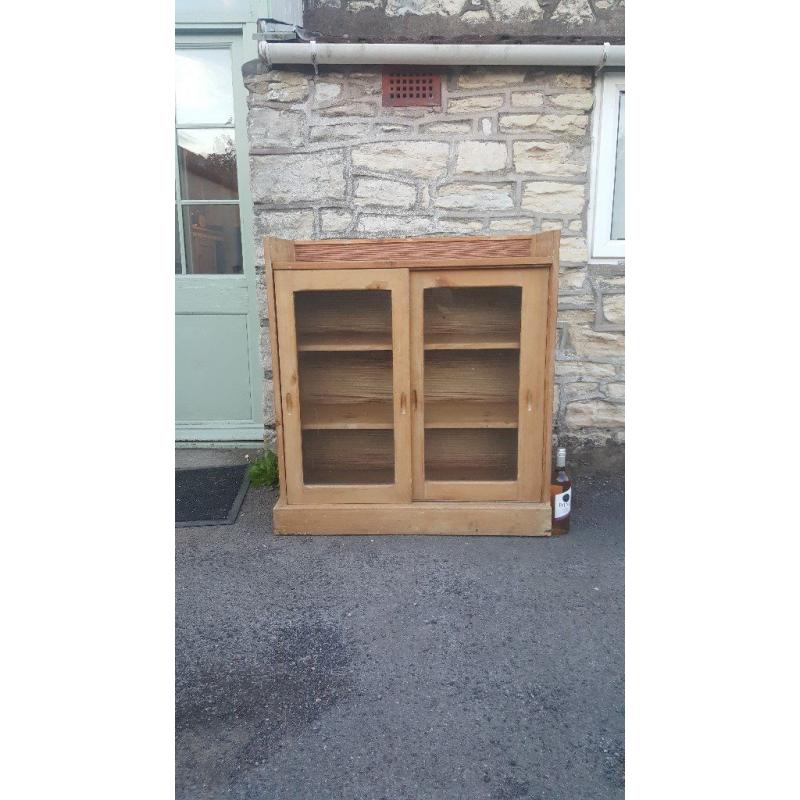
265;232;560;270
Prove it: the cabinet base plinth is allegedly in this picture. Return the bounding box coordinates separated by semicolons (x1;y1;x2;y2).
273;499;552;536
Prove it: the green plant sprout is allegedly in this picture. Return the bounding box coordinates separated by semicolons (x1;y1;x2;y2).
248;450;279;488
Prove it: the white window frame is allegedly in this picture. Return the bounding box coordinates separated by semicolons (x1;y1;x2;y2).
589;70;625;260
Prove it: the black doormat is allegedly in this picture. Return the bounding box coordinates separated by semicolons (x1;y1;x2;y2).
175;465;250;527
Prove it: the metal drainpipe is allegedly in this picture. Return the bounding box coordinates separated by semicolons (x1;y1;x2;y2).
256;41;624;69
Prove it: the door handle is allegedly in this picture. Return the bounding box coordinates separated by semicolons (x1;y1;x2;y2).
411;390;418;412
526;390;533;412
285;392;294;415
400;392;407;415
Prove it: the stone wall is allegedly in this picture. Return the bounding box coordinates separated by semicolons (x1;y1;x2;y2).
305;0;624;45
246;63;624;456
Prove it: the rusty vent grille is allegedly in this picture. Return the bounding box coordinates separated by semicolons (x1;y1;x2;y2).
382;70;442;107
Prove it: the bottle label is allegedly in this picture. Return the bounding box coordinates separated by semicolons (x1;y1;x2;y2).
554;488;571;519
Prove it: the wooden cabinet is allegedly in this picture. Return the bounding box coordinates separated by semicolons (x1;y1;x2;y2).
264;232;560;536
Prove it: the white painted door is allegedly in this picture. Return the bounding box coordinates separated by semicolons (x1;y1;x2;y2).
175;34;263;442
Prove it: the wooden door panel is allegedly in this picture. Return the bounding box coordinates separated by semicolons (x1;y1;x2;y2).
274;269;412;504
410;268;550;502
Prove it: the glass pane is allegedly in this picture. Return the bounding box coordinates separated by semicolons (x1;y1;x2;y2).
423;286;521;481
182;205;242;274
175;207;182;274
293;290;395;485
177;130;238;200
611;91;625;240
175;48;234;125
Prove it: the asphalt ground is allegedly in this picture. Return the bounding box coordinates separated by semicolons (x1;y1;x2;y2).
176;473;624;800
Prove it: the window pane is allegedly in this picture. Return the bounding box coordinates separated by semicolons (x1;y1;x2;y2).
177;130;238;200
611;92;625;240
175;49;234;125
182;205;243;274
175;207;182;274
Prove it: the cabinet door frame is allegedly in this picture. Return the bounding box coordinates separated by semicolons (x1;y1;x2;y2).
274;268;412;505
410;267;550;502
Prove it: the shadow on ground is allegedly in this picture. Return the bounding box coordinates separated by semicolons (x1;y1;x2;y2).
176;473;624;800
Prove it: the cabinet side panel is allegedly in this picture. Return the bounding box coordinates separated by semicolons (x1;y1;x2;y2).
517;268;551;500
264;239;287;500
529;231;560;501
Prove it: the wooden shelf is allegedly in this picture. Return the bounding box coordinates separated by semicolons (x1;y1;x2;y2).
424;402;518;429
301;401;393;430
297;332;392;352
303;465;395;486
425;465;518;482
424;332;520;350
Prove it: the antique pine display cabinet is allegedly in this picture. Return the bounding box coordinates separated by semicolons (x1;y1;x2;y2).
264;232;560;536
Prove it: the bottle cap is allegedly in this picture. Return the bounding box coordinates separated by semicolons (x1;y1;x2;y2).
556;447;566;467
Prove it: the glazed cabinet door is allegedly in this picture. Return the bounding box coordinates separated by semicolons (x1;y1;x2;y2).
274;269;412;504
410;268;550;501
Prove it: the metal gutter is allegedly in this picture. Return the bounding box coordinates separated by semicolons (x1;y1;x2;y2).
257;41;624;68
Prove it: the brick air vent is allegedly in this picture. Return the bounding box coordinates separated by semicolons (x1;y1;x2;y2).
382;69;442;107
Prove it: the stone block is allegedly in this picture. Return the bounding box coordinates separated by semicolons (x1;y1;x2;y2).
435;219;485;233
421;121;473;135
605;382;625;400
563;382;600;402
560;238;589;263
248;107;306;148
351;141;450;178
386;0;463;16
246;70;309;103
354;178;417;208
526;70;593;91
435;182;515;210
254;210;315;261
492;0;544;18
565;400;624;429
320;210;353;233
513;141;585;176
558;291;595;310
568;327;625;360
555;360;616;379
551;0;595;25
522;182;585;214
560;266;587;290
357;214;433;235
455;141;508;173
489;218;535;232
510;91;545;108
313;82;342;105
458;69;527;89
447;95;505;113
251;150;346;205
603;294;625;325
500;114;589;136
310;123;371;141
317;102;377;117
462;9;491;23
551;93;594;111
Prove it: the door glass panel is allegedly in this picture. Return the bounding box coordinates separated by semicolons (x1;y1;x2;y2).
177;130;238;200
294;290;395;485
182;205;243;274
611;91;625;240
175;48;234;125
423;286;521;482
175;207;182;274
